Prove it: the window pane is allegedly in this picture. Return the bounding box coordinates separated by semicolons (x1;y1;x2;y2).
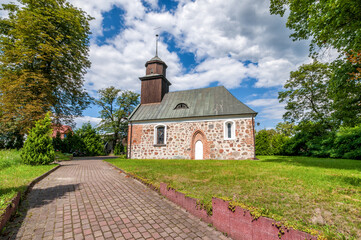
227;123;232;138
157;127;164;144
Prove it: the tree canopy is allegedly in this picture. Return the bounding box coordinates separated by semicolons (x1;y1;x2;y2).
96;86;139;152
0;0;93;133
270;0;361;56
279;60;333;125
270;0;361;114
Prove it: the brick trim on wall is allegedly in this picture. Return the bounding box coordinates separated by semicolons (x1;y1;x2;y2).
190;129;210;159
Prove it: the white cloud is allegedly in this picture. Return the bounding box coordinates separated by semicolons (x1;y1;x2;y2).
0;0;313;126
172;57;249;90
0;0;311;92
249;57;296;87
76;0;310;93
247;98;286;121
246;98;280;107
261;104;286;120
74;116;102;129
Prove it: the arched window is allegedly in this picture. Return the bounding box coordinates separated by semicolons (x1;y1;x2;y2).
174;103;189;110
154;124;167;145
227;122;232;139
224;120;235;140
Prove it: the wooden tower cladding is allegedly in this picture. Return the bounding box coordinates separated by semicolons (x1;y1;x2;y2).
139;56;171;104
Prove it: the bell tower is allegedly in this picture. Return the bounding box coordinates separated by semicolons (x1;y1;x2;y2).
139;35;171;104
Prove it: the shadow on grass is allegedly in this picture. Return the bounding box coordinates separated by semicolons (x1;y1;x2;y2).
262;156;361;171
327;175;361;188
0;186;27;203
1;184;79;238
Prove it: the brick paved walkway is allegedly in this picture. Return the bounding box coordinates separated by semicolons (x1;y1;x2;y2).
2;158;229;240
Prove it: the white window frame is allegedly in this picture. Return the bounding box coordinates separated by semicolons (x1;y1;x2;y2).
224;120;236;140
154;124;167;145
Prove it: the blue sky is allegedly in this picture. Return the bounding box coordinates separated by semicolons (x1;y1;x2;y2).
1;0;320;129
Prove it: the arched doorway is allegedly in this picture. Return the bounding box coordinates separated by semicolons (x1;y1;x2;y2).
195;140;203;160
191;130;209;159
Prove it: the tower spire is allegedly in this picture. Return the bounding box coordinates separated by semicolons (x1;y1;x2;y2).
155;34;159;57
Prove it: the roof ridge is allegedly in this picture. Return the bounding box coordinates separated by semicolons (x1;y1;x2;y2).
167;85;224;94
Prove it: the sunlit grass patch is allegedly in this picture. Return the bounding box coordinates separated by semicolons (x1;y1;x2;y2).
0;150;56;216
106;156;361;239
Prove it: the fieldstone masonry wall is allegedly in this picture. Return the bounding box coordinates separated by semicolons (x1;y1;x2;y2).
128;117;255;160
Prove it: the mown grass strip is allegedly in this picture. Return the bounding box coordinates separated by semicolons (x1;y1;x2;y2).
0;150;57;216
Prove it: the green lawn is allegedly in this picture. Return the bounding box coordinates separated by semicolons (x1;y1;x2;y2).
106;156;361;239
0;150;57;216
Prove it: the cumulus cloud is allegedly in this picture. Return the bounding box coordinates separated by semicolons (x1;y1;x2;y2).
246;98;280;107
73;116;102;129
247;98;286;121
0;0;312;126
76;0;310;93
249;57;296;87
0;0;311;92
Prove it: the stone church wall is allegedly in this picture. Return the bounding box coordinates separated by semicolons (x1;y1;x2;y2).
128;117;255;160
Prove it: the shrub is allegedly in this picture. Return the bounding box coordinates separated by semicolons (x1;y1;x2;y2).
75;123;104;156
271;134;288;155
114;142;124;155
255;130;273;155
21;113;55;165
256;129;288;155
0;131;24;149
331;125;361;159
52;131;63;152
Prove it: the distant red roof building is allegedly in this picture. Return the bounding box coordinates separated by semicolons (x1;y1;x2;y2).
52;124;73;139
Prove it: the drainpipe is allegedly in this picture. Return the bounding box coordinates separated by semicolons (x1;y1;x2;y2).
252;115;256;160
128;122;133;159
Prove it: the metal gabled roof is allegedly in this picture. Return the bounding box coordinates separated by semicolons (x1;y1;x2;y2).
129;86;257;122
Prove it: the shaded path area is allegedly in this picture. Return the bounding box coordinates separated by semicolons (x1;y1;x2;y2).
1;158;228;240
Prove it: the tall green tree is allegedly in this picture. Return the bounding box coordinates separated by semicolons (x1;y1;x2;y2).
0;0;93;134
270;0;361;56
278;60;333;126
275;121;295;137
270;0;361;124
95;87;139;152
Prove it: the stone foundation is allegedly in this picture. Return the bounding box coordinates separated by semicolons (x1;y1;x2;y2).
128;117;255;160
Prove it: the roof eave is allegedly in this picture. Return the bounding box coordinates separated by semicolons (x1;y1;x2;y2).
129;112;257;123
128;104;141;121
139;74;172;86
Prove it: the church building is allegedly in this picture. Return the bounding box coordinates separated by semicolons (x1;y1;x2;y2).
127;54;257;160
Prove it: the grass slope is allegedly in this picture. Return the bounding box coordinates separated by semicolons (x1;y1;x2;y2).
0;150;56;216
106;156;361;239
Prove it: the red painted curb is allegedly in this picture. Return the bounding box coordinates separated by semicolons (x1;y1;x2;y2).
160;185;317;240
0;164;60;231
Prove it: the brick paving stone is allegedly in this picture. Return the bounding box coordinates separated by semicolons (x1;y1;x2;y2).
1;157;230;240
